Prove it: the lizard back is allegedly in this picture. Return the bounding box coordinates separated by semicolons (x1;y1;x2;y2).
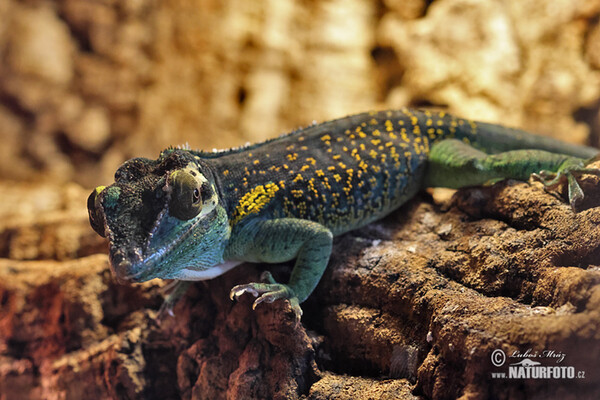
205;109;471;234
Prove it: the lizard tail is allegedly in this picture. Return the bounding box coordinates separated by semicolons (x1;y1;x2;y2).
459;120;598;160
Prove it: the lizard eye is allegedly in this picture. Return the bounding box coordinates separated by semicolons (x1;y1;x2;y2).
87;186;107;237
169;170;203;220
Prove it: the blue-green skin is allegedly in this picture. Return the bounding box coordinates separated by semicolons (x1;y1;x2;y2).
88;109;599;319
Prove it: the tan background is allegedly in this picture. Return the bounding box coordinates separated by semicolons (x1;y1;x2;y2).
1;0;600;189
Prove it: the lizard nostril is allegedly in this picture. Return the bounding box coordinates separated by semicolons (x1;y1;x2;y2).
115;259;133;283
110;249;133;281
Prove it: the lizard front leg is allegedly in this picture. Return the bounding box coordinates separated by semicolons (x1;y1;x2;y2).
226;218;333;321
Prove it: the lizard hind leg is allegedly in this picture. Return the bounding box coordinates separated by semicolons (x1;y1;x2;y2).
424;139;598;210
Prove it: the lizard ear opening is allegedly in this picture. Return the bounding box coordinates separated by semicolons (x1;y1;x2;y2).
87;186;107;237
169;170;203;220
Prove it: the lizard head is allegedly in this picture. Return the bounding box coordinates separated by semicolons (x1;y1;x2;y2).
87;149;230;283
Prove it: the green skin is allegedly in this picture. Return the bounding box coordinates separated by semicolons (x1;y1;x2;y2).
87;109;600;320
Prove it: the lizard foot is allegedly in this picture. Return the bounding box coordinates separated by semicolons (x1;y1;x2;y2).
156;280;192;320
532;157;600;211
230;271;303;322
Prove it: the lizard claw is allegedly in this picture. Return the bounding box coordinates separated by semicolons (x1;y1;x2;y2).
156;280;192;320
229;285;259;300
230;274;303;322
533;158;600;211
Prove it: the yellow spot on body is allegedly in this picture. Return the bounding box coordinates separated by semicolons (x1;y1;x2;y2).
333;174;342;182
369;149;377;159
333;155;341;160
253;159;260;165
370;118;378;125
371;139;381;146
293;174;304;182
401;128;409;142
328;166;336;171
300;165;310;172
287;153;298;161
308;178;318;196
232;183;280;225
426;119;433;126
427;128;436;140
223;170;230;176
321;134;331;141
316;169;325;177
469;120;478;134
385;120;393;132
373;129;381;137
306;157;316;165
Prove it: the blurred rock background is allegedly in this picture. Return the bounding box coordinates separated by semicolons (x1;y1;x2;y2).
1;0;599;188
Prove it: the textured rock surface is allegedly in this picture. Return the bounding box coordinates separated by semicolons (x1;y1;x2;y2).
2;0;600;399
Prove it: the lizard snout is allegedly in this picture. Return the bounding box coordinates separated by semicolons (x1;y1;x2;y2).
109;248;144;283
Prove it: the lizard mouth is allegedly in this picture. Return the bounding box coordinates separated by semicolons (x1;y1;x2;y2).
108;245;148;283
